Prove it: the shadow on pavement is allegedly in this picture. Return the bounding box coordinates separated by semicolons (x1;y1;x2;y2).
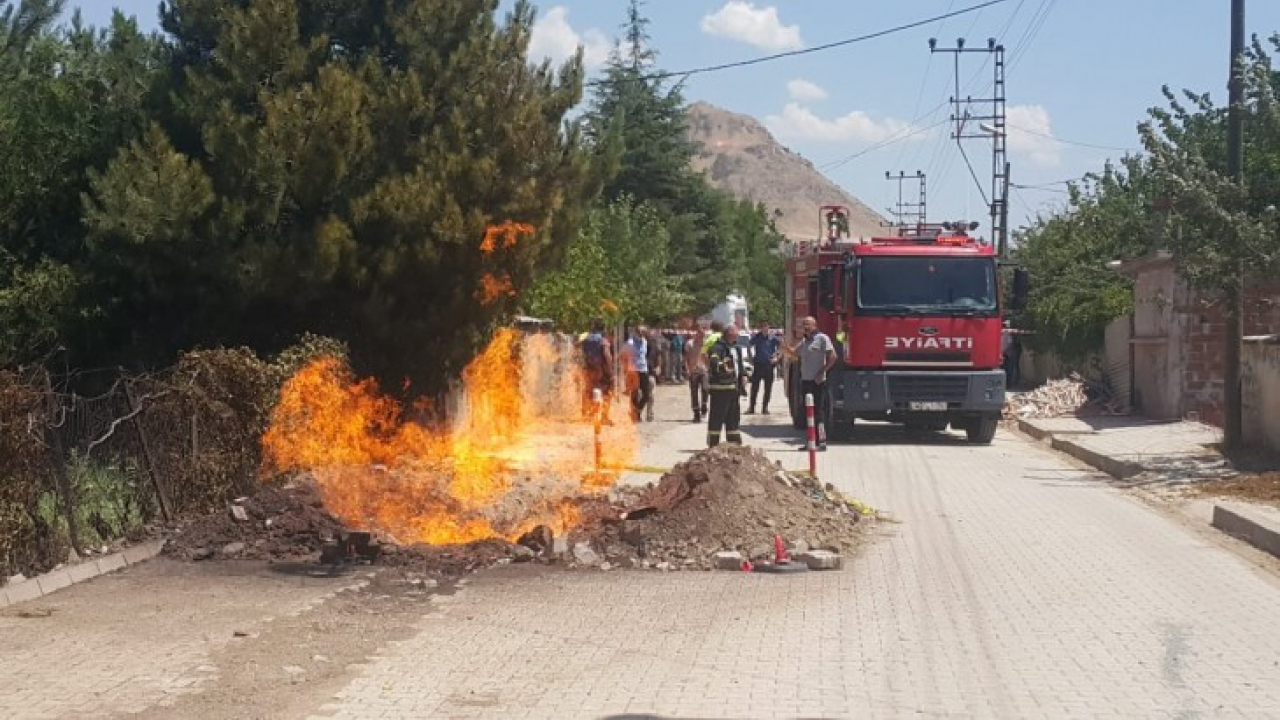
743;421;974;448
600;716;837;720
838;425;971;447
266;561;362;579
739;422;799;439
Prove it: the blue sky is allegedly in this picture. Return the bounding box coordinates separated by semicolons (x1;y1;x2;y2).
72;1;1280;234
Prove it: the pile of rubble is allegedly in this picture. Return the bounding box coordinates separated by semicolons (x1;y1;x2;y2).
164;479;535;576
562;446;872;571
163;447;874;576
164;479;346;562
1004;373;1126;420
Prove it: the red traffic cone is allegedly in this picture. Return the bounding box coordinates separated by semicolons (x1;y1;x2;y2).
773;535;790;564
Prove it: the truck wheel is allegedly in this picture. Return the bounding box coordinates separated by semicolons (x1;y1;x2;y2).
965;415;999;444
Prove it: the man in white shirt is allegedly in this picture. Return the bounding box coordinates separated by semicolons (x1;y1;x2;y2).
787;316;838;450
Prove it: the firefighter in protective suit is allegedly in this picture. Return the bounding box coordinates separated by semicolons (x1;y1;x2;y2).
706;324;746;447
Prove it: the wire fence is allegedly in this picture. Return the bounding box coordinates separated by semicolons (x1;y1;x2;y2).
0;348;284;579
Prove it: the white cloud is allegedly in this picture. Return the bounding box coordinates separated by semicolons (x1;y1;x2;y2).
701;2;803;52
1006;104;1062;167
787;78;828;102
764;103;920;144
528;6;612;69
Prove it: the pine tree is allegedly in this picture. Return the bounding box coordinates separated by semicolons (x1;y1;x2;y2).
84;0;595;390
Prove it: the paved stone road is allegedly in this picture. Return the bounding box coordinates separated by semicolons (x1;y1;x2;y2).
0;560;365;719
313;387;1280;719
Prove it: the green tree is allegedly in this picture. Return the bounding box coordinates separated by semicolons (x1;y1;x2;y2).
1014;157;1159;360
0;1;166;366
527;197;688;327
1138;35;1280;292
580;1;786;321
82;0;595;391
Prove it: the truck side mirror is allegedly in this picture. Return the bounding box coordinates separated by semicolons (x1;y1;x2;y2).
817;267;836;311
1010;267;1029;312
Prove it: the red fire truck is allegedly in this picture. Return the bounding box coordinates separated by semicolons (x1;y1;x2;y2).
783;205;1028;444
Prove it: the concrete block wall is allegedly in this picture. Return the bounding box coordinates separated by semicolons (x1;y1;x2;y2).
1242;336;1280;452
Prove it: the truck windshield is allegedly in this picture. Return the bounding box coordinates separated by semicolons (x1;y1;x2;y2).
857;257;997;315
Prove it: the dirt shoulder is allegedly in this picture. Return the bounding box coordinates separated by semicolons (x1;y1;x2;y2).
0;557;453;720
1191;471;1280;509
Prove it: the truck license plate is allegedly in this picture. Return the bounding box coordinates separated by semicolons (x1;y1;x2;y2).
908;401;947;411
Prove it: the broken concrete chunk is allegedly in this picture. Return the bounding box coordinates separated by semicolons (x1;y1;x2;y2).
795;550;842;570
712;550;744;570
511;545;535;562
572;542;601;566
221;541;246;556
230;505;250;522
552;536;569;556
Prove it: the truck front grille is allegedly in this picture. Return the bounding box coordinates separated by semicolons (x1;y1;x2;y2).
887;375;970;404
885;352;972;364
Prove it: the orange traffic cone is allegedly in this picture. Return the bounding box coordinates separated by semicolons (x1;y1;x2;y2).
773;534;790;564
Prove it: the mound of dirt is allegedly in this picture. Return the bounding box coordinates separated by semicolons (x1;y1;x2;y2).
163;478;346;561
163;448;874;575
578;446;871;570
163;476;535;576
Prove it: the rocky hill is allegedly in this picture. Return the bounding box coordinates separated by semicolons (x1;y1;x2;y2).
687;101;885;242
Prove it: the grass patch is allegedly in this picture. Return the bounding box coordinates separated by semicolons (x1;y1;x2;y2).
37;453;148;549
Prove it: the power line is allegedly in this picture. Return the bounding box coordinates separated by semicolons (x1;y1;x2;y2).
1011;183;1069;194
589;0;1011;85
1010;177;1078;189
1008;0;1057;69
894;0;960;170
819;116;950;172
958;142;990;204
1006;123;1139;152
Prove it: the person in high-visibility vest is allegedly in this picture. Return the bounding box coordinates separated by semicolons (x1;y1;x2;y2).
706;324;747;447
702;321;724;355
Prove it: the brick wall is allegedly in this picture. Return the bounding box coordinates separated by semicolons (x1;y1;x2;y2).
1181;287;1280;426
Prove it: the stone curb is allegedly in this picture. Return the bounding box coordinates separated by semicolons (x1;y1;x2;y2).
1212;503;1280;559
1015;418;1143;480
1048;436;1144;480
1014;417;1053;441
1;539;166;609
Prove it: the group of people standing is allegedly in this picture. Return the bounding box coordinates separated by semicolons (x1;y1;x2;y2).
579;317;838;450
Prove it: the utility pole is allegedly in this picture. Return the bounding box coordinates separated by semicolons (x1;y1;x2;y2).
1223;0;1245;447
929;37;1009;256
884;170;927;231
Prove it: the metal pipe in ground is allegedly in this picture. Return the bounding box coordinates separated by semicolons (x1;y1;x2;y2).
805;393;817;479
592;388;603;471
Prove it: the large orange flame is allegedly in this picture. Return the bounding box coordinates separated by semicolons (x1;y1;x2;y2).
261;328;638;545
479;221;534;254
477;273;516;304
